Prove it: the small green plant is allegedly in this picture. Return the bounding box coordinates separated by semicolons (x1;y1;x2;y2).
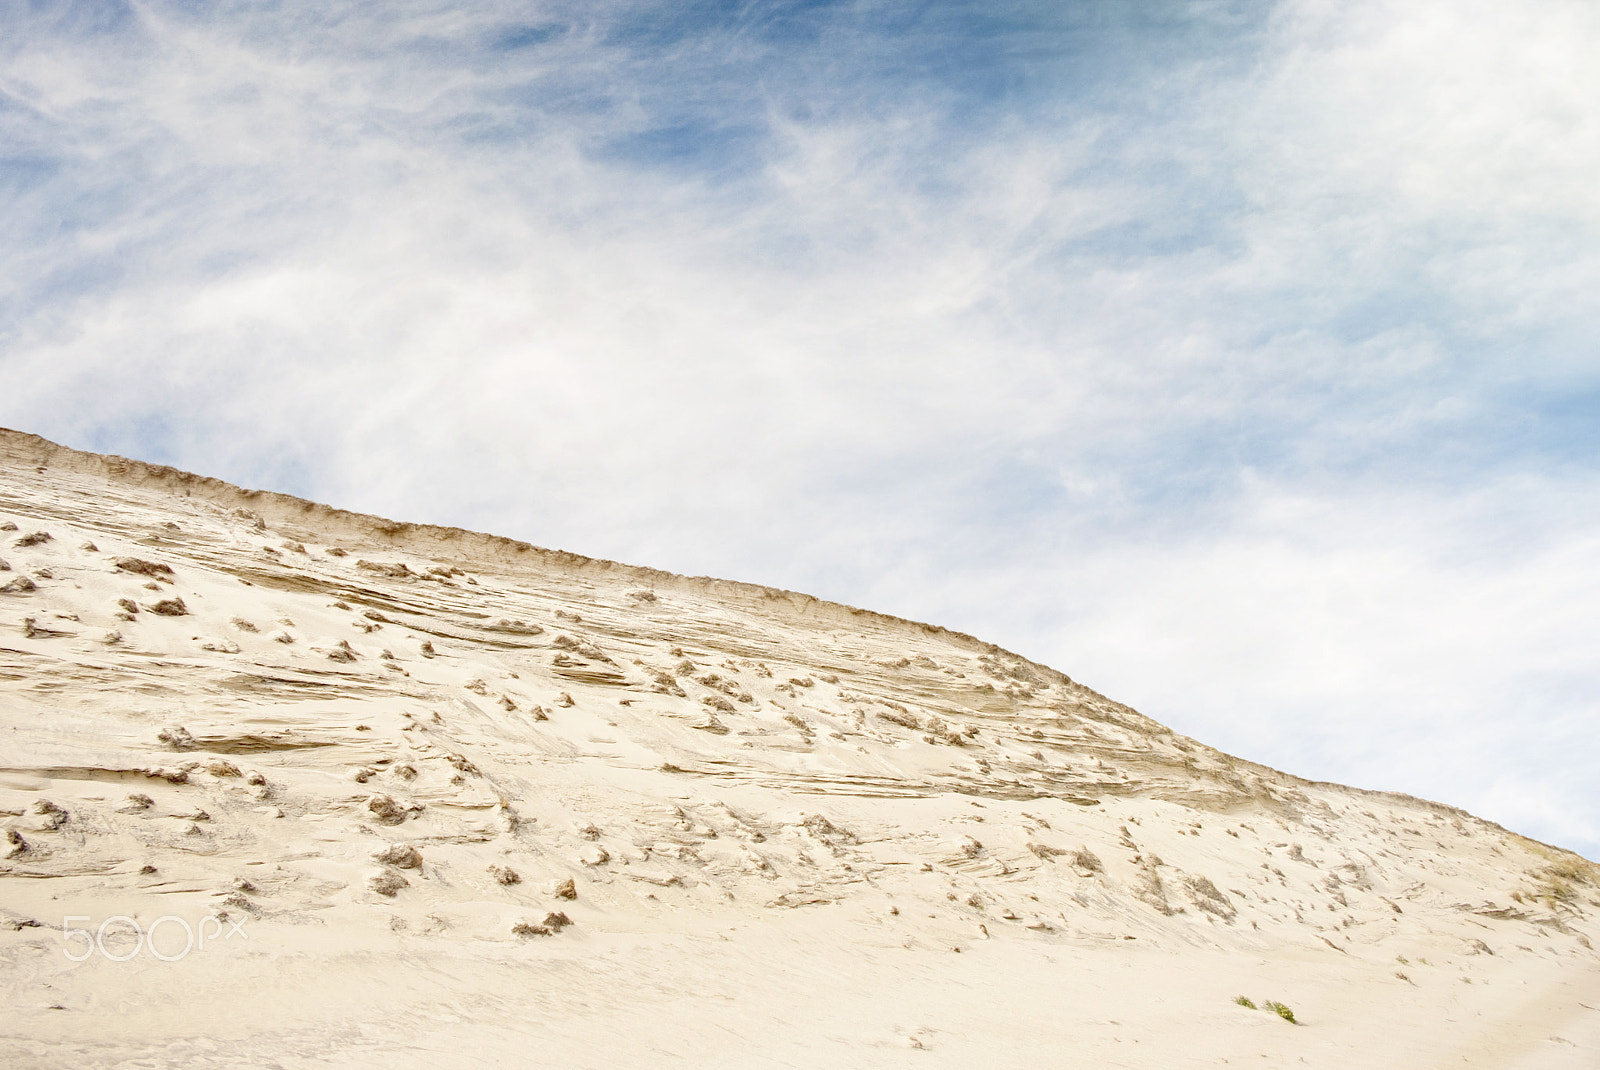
1233;996;1256;1008
1263;1001;1297;1024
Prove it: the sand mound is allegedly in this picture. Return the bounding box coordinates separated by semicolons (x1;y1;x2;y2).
1;427;1596;1068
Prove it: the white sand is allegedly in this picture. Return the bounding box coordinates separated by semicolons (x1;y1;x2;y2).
1;427;1596;1068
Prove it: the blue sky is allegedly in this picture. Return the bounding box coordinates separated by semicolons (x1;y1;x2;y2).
3;0;1598;858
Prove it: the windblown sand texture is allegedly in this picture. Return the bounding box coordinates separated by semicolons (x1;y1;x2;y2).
1;427;1597;1069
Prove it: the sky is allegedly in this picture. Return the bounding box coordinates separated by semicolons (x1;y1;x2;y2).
3;0;1598;859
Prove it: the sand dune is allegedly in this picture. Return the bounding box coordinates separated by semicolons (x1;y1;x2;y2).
1;426;1596;1068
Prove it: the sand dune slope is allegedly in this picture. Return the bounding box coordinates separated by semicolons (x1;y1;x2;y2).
1;427;1596;1068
